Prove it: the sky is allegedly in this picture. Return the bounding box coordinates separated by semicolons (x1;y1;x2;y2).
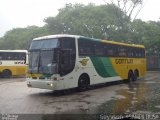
0;0;160;37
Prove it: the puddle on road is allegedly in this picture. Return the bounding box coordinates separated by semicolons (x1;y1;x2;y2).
96;83;147;114
96;79;160;115
47;78;160;118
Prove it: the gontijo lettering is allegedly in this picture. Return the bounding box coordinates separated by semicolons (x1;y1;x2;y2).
115;59;133;64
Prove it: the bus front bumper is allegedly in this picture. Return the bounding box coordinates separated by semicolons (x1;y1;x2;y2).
26;79;58;90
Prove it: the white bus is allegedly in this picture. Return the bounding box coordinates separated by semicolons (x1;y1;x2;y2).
0;50;28;78
26;34;146;91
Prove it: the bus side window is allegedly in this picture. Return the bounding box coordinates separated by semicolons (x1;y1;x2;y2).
118;46;126;57
127;47;134;58
94;43;106;56
0;53;2;60
142;49;145;58
106;44;117;57
61;38;75;50
78;38;93;56
60;37;76;60
0;56;2;60
107;49;114;56
4;52;9;60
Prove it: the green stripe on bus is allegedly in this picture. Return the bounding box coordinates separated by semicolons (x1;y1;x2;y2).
90;57;117;77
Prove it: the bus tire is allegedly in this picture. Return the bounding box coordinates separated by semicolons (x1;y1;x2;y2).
2;69;12;78
78;74;90;92
134;69;139;81
128;70;134;82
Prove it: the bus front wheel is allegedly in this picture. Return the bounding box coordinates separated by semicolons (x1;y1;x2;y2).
78;74;90;92
2;70;12;78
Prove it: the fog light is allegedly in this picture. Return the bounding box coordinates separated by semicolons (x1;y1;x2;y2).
50;83;53;87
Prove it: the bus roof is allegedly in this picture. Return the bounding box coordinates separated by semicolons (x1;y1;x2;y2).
101;40;145;48
33;34;80;41
33;34;145;48
80;36;145;48
0;50;28;53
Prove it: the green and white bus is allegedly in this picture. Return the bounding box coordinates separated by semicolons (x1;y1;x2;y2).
26;34;146;91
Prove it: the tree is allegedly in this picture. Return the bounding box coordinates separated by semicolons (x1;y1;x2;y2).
0;26;48;49
44;3;130;41
130;19;160;55
0;3;159;53
102;0;144;43
103;0;144;20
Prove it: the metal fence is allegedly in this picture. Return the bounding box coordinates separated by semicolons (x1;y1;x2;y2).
147;55;160;70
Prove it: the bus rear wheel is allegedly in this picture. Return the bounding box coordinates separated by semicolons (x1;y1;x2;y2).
134;70;139;81
2;70;12;78
128;71;135;82
78;74;90;92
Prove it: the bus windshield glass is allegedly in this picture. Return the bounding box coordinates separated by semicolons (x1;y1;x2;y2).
30;38;59;50
39;50;55;74
28;38;59;74
29;51;39;73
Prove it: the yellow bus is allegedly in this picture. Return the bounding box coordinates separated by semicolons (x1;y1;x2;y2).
0;50;28;78
26;34;146;91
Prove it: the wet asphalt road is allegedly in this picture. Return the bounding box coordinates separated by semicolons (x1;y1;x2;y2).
0;71;160;120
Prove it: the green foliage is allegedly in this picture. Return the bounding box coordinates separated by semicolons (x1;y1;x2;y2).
44;3;130;41
0;26;49;50
0;3;159;54
130;20;160;53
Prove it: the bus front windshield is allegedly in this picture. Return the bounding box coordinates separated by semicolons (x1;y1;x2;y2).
28;39;59;74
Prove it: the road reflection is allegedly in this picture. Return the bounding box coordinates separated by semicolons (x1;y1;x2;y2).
96;79;149;115
97;76;160;117
113;81;148;114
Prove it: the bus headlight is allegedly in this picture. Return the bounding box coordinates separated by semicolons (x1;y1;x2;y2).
47;83;54;87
